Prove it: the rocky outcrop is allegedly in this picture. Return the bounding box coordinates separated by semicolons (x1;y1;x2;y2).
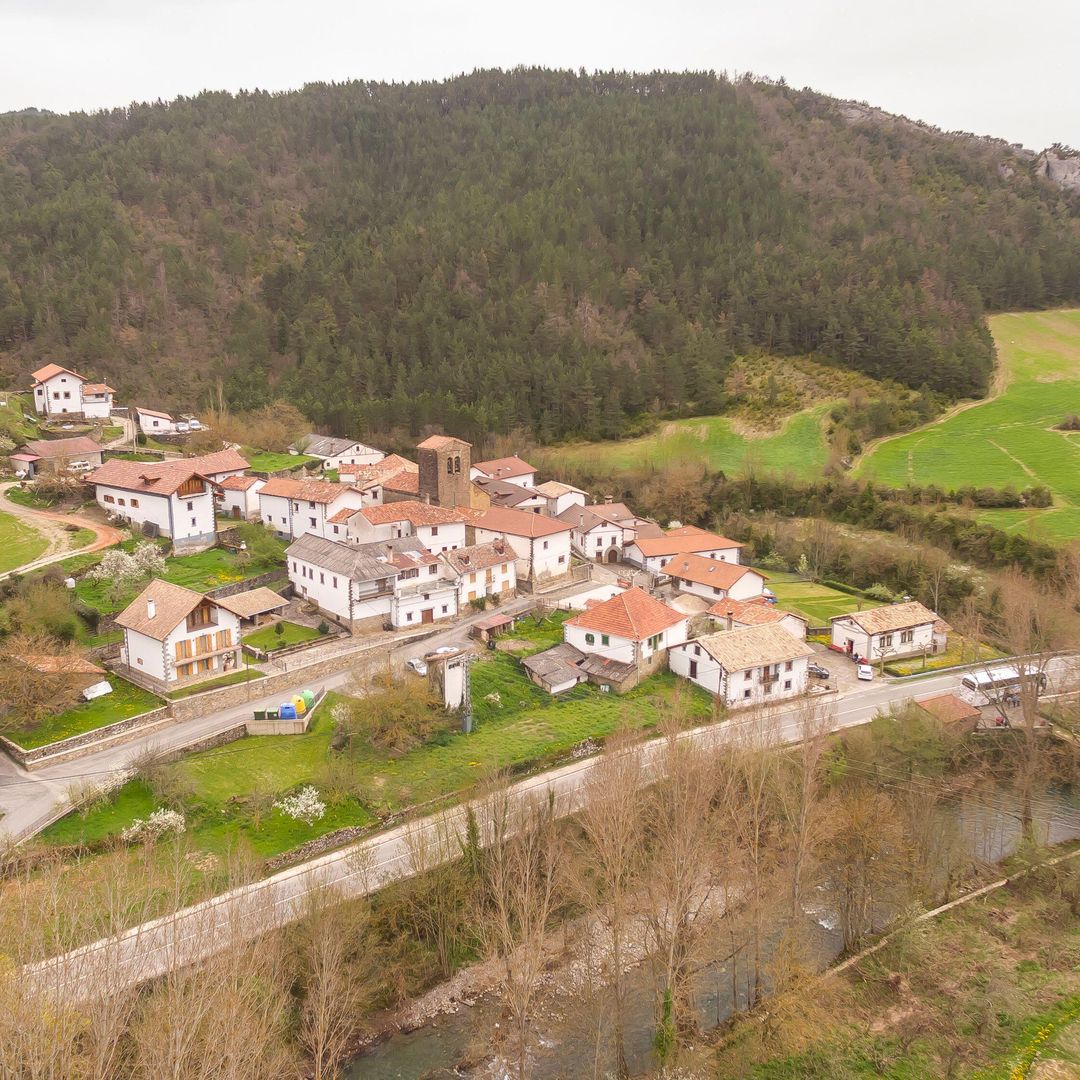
1035;147;1080;193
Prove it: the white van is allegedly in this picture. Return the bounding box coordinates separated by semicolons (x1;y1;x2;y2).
67;460;94;473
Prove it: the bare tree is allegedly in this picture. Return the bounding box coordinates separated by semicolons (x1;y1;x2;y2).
574;729;647;1079
481;788;562;1080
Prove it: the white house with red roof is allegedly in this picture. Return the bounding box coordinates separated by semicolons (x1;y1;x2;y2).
215;474;265;520
472;506;573;585
257;477;366;542
344;500;469;553
558;504;627;563
30;364;115;419
470;455;537;488
135;406;178;435
623;525;744;573
708;598;808;641
667;554;766;603
563;587;688;671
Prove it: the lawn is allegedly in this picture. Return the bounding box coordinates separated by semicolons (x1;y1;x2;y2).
67;526;95;550
859;309;1080;543
495;610;573;655
244;620;324;651
75;542;287;614
0;507;48;574
244;449;318;473
41;652;712;860
7;677;162;750
762;572;867;624
542;406;832;483
885;638;1005;676
166;669;267;699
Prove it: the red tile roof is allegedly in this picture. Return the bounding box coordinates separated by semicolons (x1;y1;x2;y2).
184;448;249;475
668;554;762;590
566;587;686;641
259;477;359;504
82;383;114;395
472;455;536;480
360;500;468;527
218;474;261;491
917;693;981;725
417;434;471;450
382;469;419;494
23;436;101;459
31;363;82;384
632;529;743;558
326;507;360;524
707;597;806;626
136;406;173;420
474;505;572;538
87;459;215;496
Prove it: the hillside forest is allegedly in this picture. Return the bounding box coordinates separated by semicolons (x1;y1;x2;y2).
2;70;1080;442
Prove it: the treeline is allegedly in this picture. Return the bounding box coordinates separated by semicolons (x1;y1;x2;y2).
2;70;1080;437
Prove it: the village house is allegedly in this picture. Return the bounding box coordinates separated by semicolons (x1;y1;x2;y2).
257;477;366;542
534;480;589;518
439;541;517;606
562;587;689;689
521;642;588;695
558;504;625;563
582;500;663;547
830;601;949;662
135;407;177;435
215;474;265;520
86;457;231;551
708;598;809;640
470;455;537;488
114;579;259;691
472;506;574;587
344;500;469;553
286;533;457;631
30;364;114;419
623;524;744;574
295;434;384;471
668;554;766;603
341;453;420;504
669;625;815;708
11;436;103;477
471;476;546;512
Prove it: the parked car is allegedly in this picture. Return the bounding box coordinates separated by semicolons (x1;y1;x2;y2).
188;419;203;430
856;663;874;681
807;662;830;680
405;657;428;676
176;421;190;433
66;460;93;473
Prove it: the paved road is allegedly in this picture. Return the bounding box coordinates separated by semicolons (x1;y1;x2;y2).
26;655;1079;1001
0;573;606;842
0;482;124;581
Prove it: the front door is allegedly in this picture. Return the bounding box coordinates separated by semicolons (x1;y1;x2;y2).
421;609;434;624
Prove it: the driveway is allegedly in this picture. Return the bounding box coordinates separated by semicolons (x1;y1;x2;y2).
809;642;867;696
0;482;124;580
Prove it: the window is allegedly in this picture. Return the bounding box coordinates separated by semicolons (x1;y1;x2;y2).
308;502;316;509
744;669;752;681
689;660;698;678
63;391;71;400
429;565;438;575
743;688;752;699
281;517;287;524
585;633;595;645
309;517;316;528
333;525;339;535
130;498;139;508
542;540;549;550
648;634;661;650
713;586;720;595
694;645;701;656
406;611;413;622
104;494;115;504
596;537;603;547
319;573;325;584
441;605;448;614
601;634;609;646
118;498;126;506
784;680;792;690
332;576;337;588
431;526;439;536
785;660;793;671
901;629;914;644
882;633;893;647
558;555;565;564
186;501;193;511
293;503;301;512
446;458;453;475
454;455;461;473
52;392;60;400
191;517;197;528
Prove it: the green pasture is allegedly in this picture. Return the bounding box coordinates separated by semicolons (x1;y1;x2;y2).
543;406;831;481
859;310;1080;542
763;572;867;624
0;508;49;574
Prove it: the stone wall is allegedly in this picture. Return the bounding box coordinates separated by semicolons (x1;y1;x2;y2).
2;704;171;768
206;571;289;600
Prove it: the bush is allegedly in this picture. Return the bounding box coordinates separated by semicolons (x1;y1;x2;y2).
317;621;329;635
863;583;896;603
759;551;790;572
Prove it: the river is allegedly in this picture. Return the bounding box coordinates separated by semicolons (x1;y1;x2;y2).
348;785;1080;1079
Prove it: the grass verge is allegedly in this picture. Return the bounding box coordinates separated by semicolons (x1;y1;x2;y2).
166;669;267;700
244;621;324;651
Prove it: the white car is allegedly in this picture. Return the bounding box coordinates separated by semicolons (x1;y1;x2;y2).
856;663;874;681
67;460;94;473
187;419;203;430
176;422;190;433
406;657;428;677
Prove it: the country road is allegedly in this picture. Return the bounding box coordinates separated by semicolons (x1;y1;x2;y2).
27;655;1079;1002
0;482;124;580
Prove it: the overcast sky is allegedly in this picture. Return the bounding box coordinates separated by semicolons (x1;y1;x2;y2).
3;0;1077;150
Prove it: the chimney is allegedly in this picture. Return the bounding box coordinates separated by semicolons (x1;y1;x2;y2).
604;494;613;505
725;609;734;632
147;598;156;620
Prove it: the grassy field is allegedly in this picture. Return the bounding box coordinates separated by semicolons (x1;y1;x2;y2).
244;449;318;473
8;677;162;750
244;620;323;651
165;669;266;700
543;406;832;482
75;543;287;614
42;622;712;859
0;508;49;574
763;571;868;624
859;309;1080;543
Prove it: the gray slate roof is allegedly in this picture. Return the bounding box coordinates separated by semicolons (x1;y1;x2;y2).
521;643;586;686
286;533;426;582
300;434;380;458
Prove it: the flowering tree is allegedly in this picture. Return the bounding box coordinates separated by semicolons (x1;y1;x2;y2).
87;542;167;601
121;807;186;843
274;786;326;826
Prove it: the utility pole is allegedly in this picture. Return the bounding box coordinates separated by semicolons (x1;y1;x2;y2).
460;651;474;734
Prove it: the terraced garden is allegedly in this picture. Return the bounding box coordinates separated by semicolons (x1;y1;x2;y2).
859;309;1080;543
